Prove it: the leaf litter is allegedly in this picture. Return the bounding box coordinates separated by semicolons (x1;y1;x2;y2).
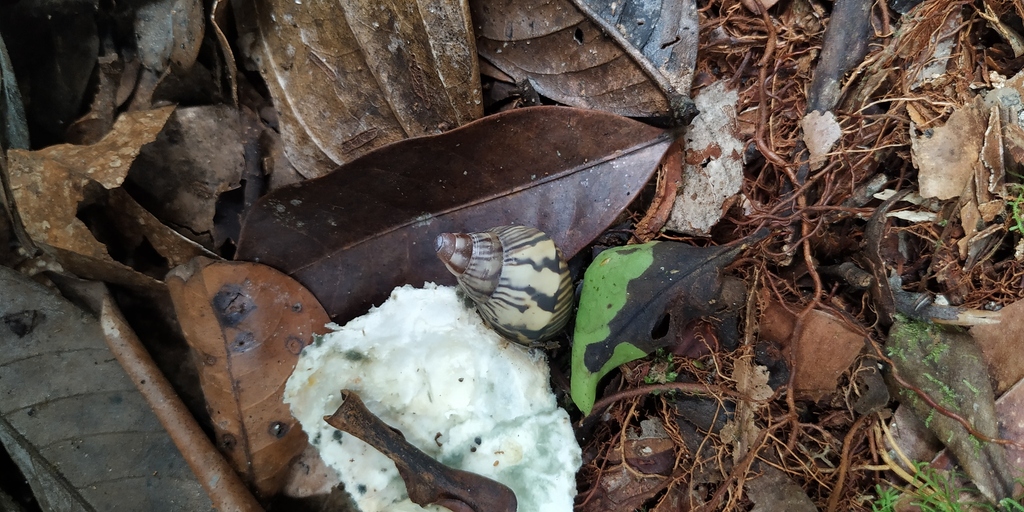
9;0;1024;510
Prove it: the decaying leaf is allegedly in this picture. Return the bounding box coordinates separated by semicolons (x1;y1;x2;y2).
570;0;698;122
746;467;817;512
324;390;517;512
472;0;697;122
571;235;759;414
6;106;220;289
665;81;743;236
886;316;1015;504
0;266;214;511
802;110;841;171
580;419;677;511
235;0;482;178
911;101;985;201
166;257;330;498
236;106;672;324
758;300;866;401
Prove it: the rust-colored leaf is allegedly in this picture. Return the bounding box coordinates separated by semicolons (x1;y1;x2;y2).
324;390;517;512
472;0;697;122
235;106;671;323
235;0;482;178
166;257;331;498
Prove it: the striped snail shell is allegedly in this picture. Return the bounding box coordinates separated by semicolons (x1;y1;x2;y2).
434;225;573;345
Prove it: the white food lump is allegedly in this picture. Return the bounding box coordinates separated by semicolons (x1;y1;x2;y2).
284;284;581;512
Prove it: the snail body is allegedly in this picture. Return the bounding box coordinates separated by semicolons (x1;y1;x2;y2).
434;225;572;345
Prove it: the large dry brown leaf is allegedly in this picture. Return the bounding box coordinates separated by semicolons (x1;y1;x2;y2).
235;0;482;178
0;266;214;511
235;106;672;323
972;298;1024;395
166;257;330;499
472;0;697;122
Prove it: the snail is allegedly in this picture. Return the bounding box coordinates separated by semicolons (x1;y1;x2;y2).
434;225;573;345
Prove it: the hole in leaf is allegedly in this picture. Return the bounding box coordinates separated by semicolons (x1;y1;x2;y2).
574;27;584;44
660;36;680;49
651;313;670;339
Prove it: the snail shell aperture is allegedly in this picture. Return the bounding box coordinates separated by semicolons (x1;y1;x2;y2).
434;225;573;345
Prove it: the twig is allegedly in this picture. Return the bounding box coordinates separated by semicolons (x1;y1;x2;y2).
826;414;872;512
94;286;263;511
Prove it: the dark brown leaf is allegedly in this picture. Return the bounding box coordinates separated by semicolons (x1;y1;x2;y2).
234;0;482;178
571;0;698;118
324;390;517;512
166;257;331;499
0;8;97;144
235;106;671;323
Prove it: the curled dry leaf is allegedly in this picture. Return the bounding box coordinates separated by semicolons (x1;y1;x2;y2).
166;257;330;499
324;390;517;512
135;0;203;72
131;0;204;108
6;106;216;288
235;0;482;178
473;0;697;122
236;106;672;324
